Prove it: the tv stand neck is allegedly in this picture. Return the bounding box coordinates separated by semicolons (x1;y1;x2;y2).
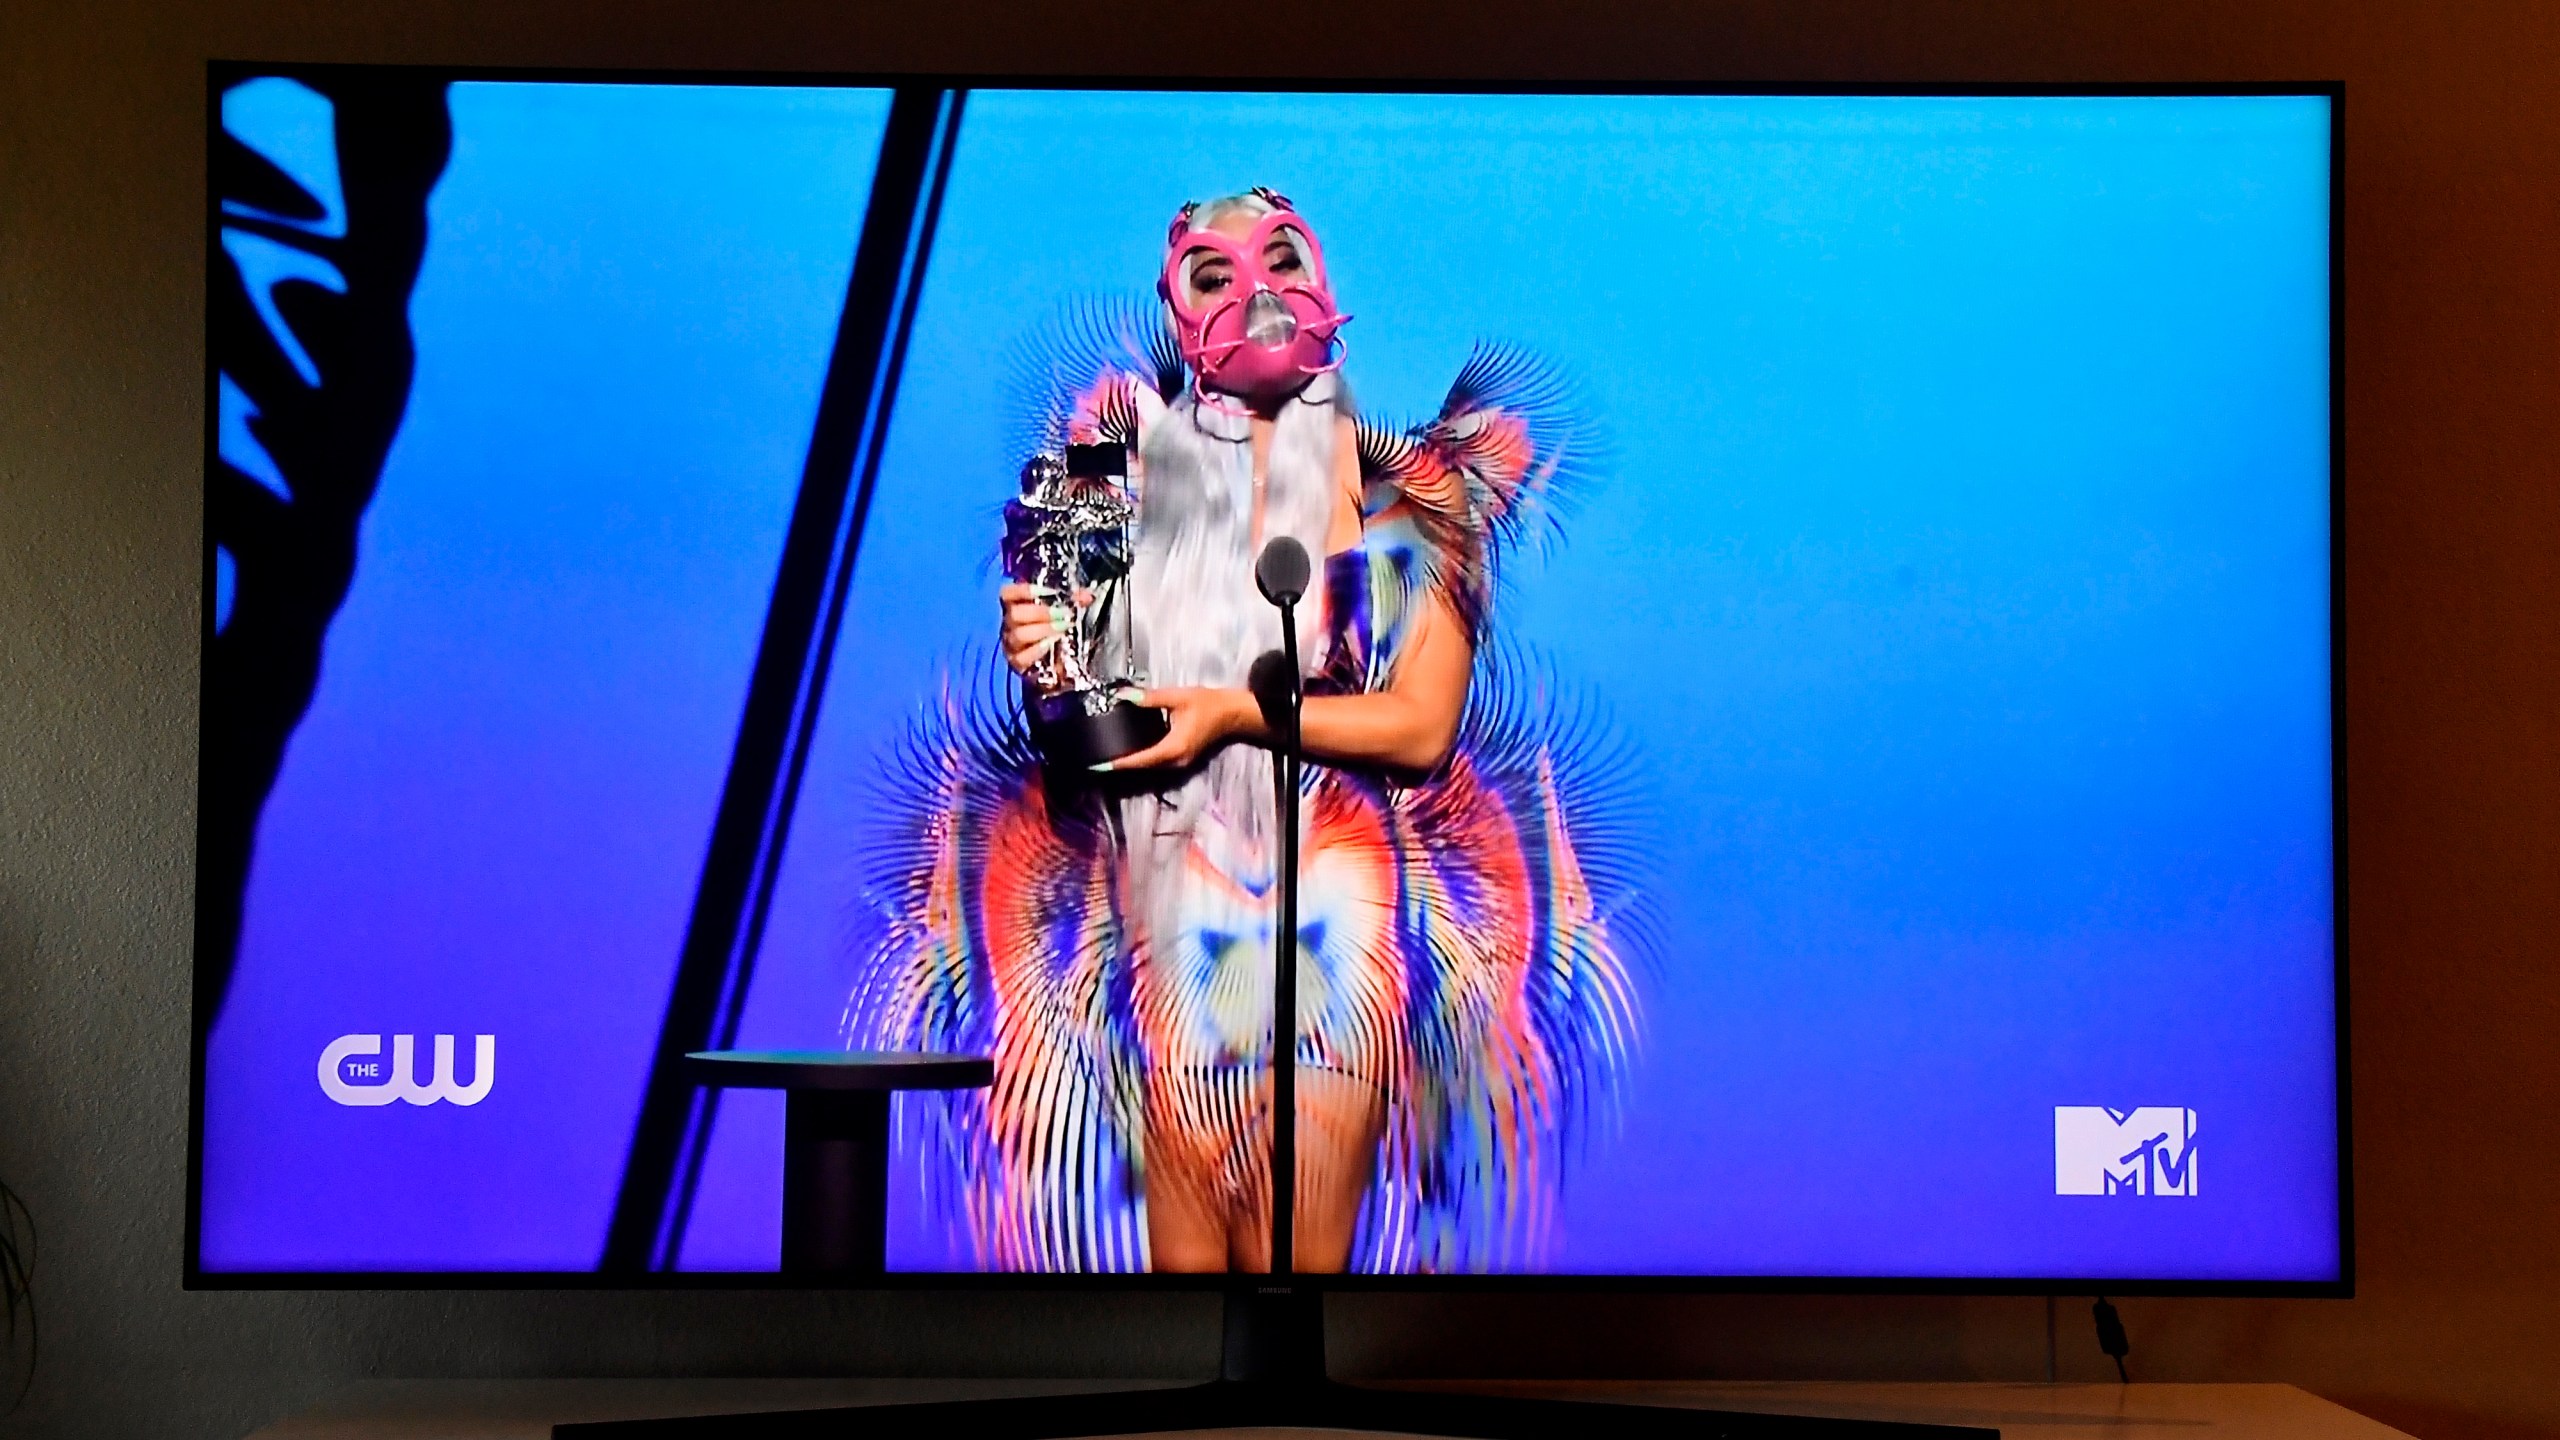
1219;1284;1326;1385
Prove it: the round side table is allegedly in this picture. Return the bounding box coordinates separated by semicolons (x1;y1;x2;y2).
680;1050;992;1276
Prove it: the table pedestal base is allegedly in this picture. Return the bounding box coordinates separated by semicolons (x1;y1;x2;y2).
781;1089;889;1276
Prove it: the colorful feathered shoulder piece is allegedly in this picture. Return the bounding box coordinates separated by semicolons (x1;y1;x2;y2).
1353;343;1609;640
1008;296;1187;457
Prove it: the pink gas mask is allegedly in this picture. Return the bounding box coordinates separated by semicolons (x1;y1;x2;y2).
1158;191;1351;408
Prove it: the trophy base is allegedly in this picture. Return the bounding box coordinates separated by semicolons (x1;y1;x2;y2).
1029;691;1169;770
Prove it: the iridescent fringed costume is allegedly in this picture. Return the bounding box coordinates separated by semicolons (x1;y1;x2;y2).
845;302;1648;1273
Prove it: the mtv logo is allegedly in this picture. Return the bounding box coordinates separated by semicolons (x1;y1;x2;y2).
2055;1106;2198;1196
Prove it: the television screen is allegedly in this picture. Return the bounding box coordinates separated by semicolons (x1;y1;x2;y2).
197;73;2340;1285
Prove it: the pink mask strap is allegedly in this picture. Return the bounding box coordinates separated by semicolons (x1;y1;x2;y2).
1304;322;1349;375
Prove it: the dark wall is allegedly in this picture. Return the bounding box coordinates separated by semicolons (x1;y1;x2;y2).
3;3;2554;1438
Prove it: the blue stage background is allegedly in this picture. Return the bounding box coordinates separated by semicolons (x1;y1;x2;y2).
201;86;2336;1279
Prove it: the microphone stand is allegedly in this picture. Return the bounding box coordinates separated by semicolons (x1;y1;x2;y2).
1271;583;1302;1289
1220;559;1320;1387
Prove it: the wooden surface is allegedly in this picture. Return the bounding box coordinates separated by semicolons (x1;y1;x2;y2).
247;1379;2413;1440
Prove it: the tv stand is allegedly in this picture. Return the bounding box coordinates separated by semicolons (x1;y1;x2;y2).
554;1287;1991;1439
1219;1283;1326;1384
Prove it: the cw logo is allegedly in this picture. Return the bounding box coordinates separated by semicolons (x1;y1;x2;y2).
319;1034;496;1107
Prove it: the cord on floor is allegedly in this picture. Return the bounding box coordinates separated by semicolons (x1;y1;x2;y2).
2092;1296;2131;1383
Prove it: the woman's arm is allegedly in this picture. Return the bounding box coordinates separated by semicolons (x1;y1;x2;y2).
1292;410;1475;769
1111;586;1472;774
1299;588;1470;769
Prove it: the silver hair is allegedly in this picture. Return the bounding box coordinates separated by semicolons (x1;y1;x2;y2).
1185;190;1279;233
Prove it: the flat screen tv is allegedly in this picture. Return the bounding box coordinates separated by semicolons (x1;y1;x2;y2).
194;70;2344;1294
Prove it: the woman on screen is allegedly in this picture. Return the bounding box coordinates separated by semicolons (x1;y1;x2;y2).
850;189;1644;1273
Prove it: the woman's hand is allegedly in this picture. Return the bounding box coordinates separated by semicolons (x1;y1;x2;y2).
1102;687;1262;772
999;581;1071;676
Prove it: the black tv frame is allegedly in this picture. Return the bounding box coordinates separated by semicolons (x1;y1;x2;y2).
189;66;2349;1301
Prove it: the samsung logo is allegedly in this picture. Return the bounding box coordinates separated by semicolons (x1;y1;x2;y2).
319;1034;495;1107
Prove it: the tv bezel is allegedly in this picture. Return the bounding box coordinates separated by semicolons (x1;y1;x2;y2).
189;64;2350;1297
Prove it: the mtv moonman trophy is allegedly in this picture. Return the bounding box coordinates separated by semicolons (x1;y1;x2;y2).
1003;441;1169;769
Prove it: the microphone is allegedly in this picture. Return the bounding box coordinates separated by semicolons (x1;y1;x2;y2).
1255;536;1311;609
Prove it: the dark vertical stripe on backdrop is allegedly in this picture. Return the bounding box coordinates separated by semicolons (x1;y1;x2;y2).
602;87;967;1274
